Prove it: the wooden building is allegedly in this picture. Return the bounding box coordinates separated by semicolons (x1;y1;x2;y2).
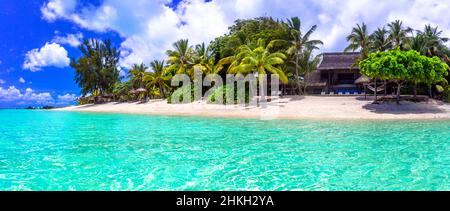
306;52;363;94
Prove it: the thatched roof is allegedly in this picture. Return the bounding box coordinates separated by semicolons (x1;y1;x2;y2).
136;88;147;93
355;75;371;84
317;52;360;71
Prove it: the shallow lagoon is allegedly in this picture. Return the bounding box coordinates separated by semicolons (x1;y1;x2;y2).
0;110;449;190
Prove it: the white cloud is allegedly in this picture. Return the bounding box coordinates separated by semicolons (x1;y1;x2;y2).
23;42;70;71
19;77;26;84
41;0;77;22
52;32;83;47
57;93;77;102
0;86;53;103
40;0;450;67
0;79;5;84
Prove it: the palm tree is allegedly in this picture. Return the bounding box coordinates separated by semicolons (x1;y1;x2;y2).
285;17;323;94
417;25;449;57
345;23;378;102
144;60;170;98
128;63;148;89
298;47;321;94
370;27;391;52
223;39;288;84
405;34;429;55
166;39;194;76
344;23;372;58
387;20;413;49
192;43;215;74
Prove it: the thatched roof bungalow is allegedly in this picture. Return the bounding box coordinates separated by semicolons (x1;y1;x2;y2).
306;52;362;94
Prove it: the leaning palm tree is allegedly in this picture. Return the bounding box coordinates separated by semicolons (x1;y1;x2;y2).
284;17;323;94
165;39;194;76
370;27;391;52
345;23;372;59
144;60;170;98
387;20;413;50
227;39;288;84
128;63;148;89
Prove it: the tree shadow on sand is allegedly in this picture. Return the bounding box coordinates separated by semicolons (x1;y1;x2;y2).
362;101;446;115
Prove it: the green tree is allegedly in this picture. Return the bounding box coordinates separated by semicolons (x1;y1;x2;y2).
298;47;321;94
144;60;170;98
166;39;194;76
387;20;412;49
345;23;372;59
417;25;449;57
359;50;449;104
71;39;120;98
285;17;323;94
128;63;148;89
217;39;288;84
192;43;215;74
112;81;133;102
370;27;391;52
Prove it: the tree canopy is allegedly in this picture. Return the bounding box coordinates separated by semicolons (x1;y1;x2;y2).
359;50;449;103
71;39;120;97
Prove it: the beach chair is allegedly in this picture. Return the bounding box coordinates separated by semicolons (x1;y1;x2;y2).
338;92;343;95
321;92;326;96
345;92;350;95
329;92;335;96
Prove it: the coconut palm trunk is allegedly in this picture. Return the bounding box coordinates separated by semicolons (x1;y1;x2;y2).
295;52;302;95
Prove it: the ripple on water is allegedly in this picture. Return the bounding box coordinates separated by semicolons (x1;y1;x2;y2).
0;110;449;190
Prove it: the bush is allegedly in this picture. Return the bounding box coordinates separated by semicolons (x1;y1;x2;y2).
443;88;450;103
168;85;195;104
207;85;250;104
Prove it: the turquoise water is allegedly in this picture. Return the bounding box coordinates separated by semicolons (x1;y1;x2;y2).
0;109;449;191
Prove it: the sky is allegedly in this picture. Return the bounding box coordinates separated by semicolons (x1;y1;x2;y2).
1;0;450;108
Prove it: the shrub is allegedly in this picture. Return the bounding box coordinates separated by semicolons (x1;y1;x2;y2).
443;88;450;103
168;85;195;104
207;85;250;104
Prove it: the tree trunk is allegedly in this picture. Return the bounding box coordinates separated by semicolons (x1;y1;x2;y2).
413;83;417;99
396;83;402;105
294;52;302;95
384;80;387;96
373;78;378;104
429;85;432;98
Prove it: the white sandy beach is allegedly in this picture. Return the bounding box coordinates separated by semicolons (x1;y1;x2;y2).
55;96;450;120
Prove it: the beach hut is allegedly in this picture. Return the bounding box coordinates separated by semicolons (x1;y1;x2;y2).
355;75;371;99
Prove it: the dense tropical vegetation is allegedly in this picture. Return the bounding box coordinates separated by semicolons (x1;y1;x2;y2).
71;17;323;104
346;20;450;103
70;17;450;105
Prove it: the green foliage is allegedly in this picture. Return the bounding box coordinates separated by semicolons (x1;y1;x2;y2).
112;81;133;102
207;85;250;104
71;39;120;97
360;50;449;84
167;85;195;104
209;17;290;60
444;89;450;103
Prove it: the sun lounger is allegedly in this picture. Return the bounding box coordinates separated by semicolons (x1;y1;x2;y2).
321;92;326;96
338;92;343;95
329;92;335;96
345;92;350;95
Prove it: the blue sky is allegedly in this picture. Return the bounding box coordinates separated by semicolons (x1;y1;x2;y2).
0;0;449;108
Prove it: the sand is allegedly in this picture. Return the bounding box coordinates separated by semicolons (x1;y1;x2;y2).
55;96;450;120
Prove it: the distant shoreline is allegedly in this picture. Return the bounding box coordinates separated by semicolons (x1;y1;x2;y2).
54;96;450;120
